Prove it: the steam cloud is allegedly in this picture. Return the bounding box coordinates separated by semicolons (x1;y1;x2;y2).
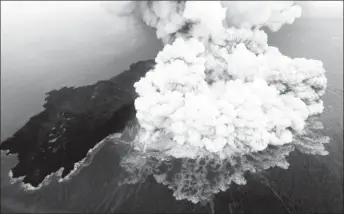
133;1;326;155
113;1;330;204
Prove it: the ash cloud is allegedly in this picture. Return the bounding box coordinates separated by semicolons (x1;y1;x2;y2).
132;1;327;155
116;1;330;204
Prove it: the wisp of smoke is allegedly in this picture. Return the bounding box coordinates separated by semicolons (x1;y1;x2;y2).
112;1;330;204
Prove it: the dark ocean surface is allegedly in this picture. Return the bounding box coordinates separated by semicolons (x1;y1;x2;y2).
1;16;343;214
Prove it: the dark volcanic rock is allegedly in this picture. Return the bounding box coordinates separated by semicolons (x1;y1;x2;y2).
0;60;155;187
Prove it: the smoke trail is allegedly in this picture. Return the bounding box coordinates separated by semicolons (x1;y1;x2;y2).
112;1;330;203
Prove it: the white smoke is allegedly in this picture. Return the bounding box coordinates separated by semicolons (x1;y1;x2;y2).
133;1;327;156
222;1;302;31
113;1;330;204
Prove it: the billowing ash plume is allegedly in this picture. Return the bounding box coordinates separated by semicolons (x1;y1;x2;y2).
133;1;326;154
114;1;330;203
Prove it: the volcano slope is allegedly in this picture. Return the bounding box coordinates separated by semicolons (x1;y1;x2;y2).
0;60;155;188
